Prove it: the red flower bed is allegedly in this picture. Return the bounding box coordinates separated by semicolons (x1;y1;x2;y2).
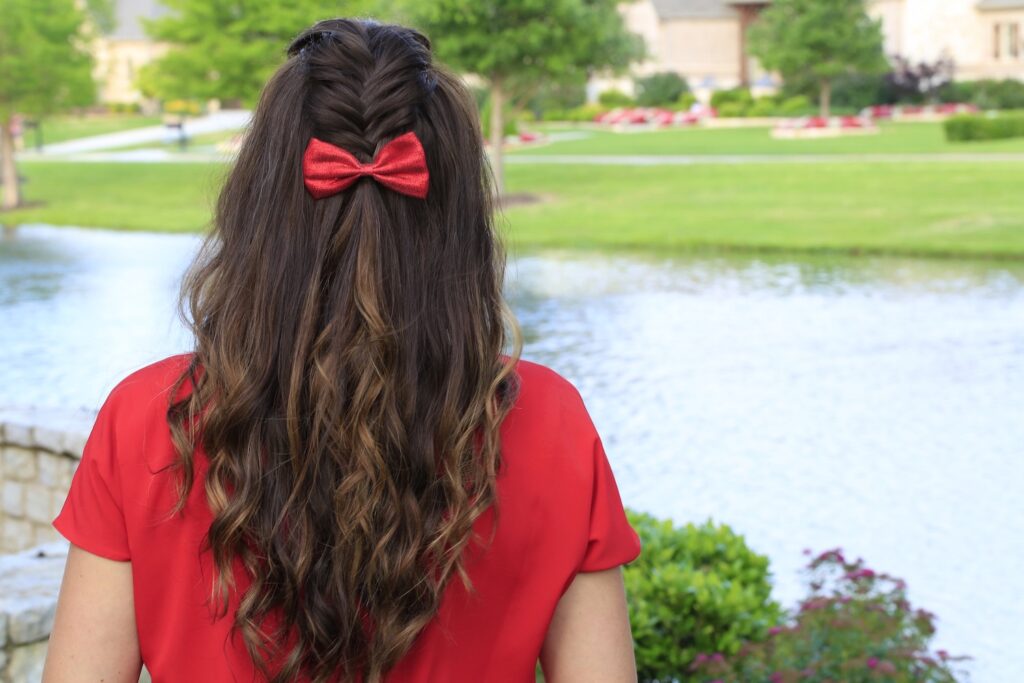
593;106;712;127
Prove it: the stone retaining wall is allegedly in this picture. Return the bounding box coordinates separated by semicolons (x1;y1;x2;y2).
0;542;69;682
0;411;157;681
0;408;93;554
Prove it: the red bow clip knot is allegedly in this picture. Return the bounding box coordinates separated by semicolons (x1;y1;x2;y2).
302;131;430;200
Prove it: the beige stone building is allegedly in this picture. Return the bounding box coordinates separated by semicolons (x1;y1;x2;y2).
92;0;168;104
599;0;1024;99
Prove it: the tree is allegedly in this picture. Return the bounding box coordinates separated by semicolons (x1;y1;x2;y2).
0;0;107;210
635;72;690;107
408;0;643;195
886;55;955;104
747;0;886;118
139;0;373;107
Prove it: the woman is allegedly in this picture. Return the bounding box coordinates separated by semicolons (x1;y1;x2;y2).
43;18;641;683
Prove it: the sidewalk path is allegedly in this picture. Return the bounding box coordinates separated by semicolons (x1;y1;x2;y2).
28;110;251;156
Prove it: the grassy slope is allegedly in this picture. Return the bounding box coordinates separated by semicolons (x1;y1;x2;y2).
7;159;1024;258
8;162;223;232
32;115;163;146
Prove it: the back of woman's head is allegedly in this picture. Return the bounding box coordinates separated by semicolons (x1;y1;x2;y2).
167;18;520;683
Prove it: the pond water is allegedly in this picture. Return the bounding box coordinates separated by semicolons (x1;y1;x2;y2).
2;224;1022;681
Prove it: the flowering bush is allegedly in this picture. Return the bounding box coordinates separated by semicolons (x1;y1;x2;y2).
623;512;783;682
689;549;970;683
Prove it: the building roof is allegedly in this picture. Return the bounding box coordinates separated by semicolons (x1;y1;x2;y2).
977;0;1024;9
650;0;735;19
109;0;166;41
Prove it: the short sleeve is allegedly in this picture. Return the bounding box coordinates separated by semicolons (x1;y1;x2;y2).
52;387;132;561
578;435;642;572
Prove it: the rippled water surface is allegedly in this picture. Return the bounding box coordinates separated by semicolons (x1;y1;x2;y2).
2;224;1022;681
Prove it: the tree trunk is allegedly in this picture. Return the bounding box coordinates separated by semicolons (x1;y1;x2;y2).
1;119;20;211
489;79;505;198
819;79;832;119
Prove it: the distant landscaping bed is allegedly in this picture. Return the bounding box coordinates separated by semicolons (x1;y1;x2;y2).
8;158;1024;260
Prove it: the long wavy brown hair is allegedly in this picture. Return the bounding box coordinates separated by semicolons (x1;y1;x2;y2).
164;18;521;683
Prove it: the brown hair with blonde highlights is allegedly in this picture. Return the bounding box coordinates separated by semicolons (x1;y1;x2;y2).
164;18;521;683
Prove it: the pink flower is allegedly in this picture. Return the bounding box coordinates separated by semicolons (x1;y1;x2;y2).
867;657;879;669
844;568;876;581
768;626;784;636
711;652;725;663
770;673;783;683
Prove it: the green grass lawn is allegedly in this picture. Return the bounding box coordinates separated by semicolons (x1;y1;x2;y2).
7;162;224;232
26;115;163;147
6;159;1024;258
514;121;1024;156
502;161;1024;257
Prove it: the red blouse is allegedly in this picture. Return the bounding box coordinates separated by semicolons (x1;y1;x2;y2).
52;353;641;682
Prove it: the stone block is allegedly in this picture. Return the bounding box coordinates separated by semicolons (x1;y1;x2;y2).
62;432;89;459
36;453;65;488
23;484;51;525
2;518;33;553
1;421;33;448
8;599;57;645
2;447;36;481
7;639;48;682
33;524;61;546
50;489;68;521
0;542;67;646
2;480;25;517
30;426;65;455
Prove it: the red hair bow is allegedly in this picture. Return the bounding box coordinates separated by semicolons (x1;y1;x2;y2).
302;131;429;200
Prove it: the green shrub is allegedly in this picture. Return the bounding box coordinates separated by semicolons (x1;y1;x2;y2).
672;92;698;111
635;72;690;107
710;87;754;111
716;101;749;118
624;511;782;683
691;549;970;683
747;97;778;118
942;78;1024;110
527;79;588;120
944;112;1024;142
106;102;141;114
541;103;608;122
776;94;813;116
163;99;202;116
598;89;635;107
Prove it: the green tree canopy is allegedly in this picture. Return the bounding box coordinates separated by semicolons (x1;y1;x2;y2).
0;0;103;210
408;0;643;194
139;0;373;107
747;0;887;117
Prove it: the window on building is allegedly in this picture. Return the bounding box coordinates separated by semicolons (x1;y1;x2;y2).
995;22;1023;61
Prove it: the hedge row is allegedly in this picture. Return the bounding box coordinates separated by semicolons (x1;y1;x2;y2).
944;112;1024;142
